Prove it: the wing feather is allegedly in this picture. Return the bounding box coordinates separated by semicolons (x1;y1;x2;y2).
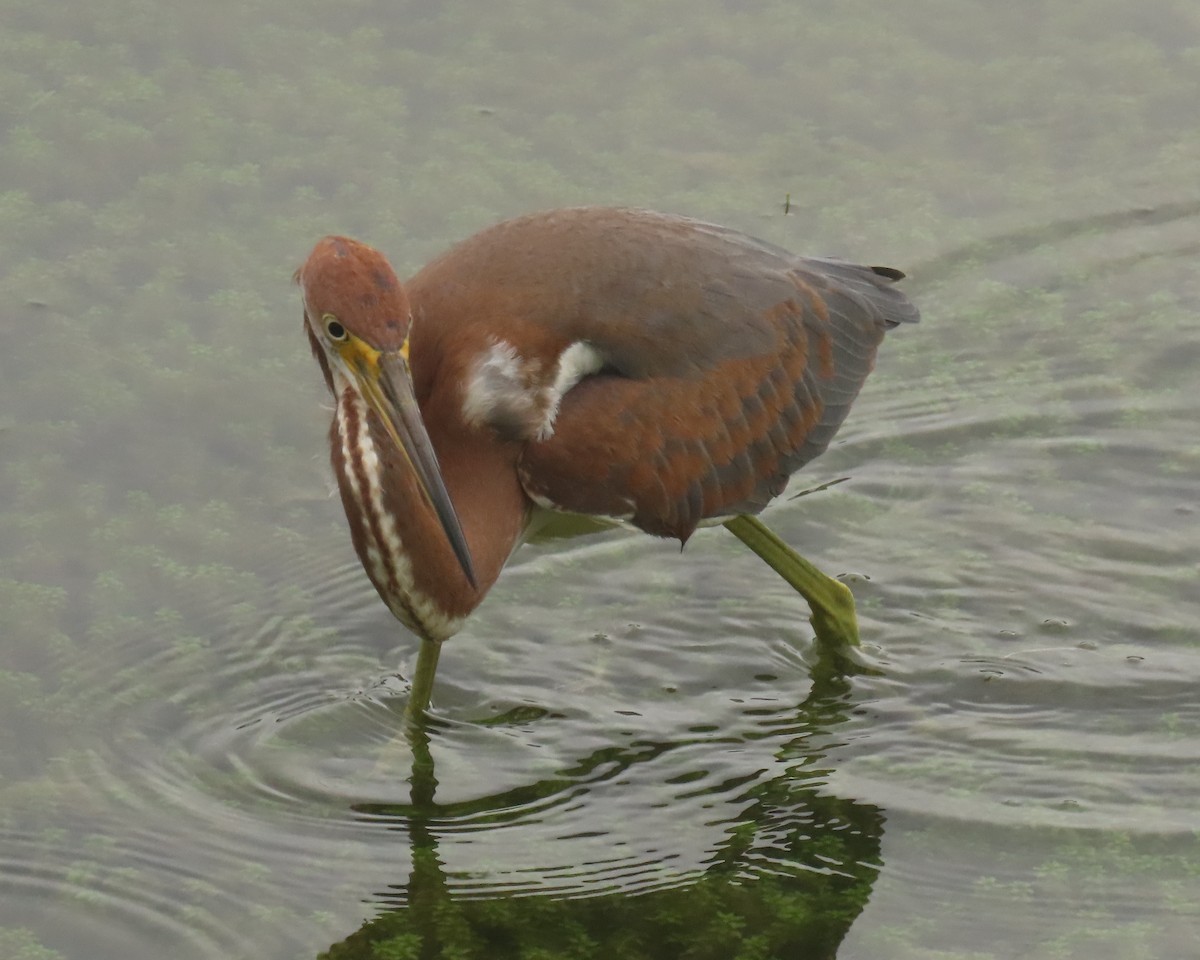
514;222;917;539
406;207;917;541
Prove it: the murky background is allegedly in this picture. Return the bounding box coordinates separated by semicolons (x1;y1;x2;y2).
2;2;1198;958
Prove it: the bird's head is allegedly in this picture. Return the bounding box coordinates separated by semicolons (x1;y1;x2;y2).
296;235;477;588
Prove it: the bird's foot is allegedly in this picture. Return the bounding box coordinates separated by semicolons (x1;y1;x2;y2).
724;514;877;673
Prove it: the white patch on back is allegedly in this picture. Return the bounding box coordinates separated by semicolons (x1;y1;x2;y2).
461;340;527;431
538;340;606;440
462;338;606;442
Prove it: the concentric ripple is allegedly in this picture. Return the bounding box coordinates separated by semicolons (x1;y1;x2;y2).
5;201;1200;958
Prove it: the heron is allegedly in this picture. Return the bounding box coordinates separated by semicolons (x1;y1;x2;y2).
296;207;918;723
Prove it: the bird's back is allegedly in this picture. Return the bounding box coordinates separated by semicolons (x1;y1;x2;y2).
406;207;918;541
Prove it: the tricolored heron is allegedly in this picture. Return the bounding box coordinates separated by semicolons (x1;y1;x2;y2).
297;207;918;723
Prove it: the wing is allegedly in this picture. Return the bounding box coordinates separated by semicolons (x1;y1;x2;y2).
407;207;918;542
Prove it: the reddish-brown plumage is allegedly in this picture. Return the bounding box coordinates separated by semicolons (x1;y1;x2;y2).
298;236;412;350
301;207;918;641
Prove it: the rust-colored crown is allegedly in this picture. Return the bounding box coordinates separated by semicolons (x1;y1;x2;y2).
296;236;411;350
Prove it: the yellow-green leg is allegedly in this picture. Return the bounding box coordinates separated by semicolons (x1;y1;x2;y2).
723;514;860;651
404;636;442;727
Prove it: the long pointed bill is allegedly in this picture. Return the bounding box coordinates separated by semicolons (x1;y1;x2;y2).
347;345;478;589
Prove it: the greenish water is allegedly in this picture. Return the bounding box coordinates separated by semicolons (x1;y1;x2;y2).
2;1;1198;958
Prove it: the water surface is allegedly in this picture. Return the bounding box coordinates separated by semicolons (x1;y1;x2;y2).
1;2;1198;958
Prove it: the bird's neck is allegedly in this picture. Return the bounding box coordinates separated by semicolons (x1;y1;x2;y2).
331;386;528;641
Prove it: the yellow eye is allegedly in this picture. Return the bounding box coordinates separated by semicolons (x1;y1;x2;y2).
323;314;348;341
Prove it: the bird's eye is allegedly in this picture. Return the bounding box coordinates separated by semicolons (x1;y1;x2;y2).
323;315;348;341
